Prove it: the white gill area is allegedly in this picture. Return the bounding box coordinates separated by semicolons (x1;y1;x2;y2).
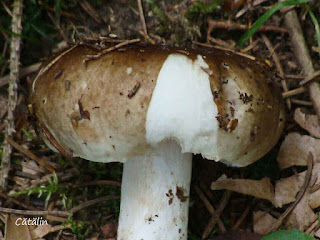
146;53;220;158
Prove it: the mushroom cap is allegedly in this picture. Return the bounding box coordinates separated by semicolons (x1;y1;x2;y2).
31;43;285;167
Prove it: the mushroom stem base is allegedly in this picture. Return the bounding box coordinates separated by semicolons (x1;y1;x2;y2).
117;140;192;240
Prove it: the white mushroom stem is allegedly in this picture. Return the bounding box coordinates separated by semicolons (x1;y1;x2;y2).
117;140;192;240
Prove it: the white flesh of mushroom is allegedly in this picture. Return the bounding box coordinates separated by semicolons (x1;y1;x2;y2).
117;54;218;240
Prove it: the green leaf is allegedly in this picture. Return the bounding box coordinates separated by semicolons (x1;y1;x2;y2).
262;229;315;240
236;0;311;47
305;5;320;58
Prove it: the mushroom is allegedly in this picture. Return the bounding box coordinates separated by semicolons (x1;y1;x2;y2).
31;43;285;240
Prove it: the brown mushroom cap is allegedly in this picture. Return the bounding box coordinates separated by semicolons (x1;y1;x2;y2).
31;43;284;167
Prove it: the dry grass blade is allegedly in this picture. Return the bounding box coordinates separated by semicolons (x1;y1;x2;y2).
264;152;313;234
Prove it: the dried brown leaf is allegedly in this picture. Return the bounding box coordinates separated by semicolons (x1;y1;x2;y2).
100;222;118;238
5;215;32;240
30;224;52;239
284;193;317;231
275;162;320;208
277;133;320;169
294;108;320;138
253;211;277;235
211;176;275;204
274;172;305;208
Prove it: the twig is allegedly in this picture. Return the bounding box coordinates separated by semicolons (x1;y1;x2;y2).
194;185;226;232
5;136;55;173
208;36;234;49
79;0;102;24
80;180;121;187
299;70;320;85
202;190;232;239
0;207;69;217
231;205;250;229
137;0;148;36
281;3;320;120
261;34;291;109
192;41;256;61
0;192;37;210
47;12;69;44
69;195;120;214
284;74;305;80
207;19;288;41
0;195;120;218
305;218;319;234
0;62;41;88
83;39;140;63
39;124;73;160
264;153;313;234
282;87;307;98
0;0;23;190
291;99;313;106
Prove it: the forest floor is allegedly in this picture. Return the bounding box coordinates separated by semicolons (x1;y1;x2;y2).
0;0;320;239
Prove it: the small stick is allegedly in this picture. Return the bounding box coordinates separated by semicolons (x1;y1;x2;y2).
0;192;37;210
84;39;140;63
202;190;232;239
69;195;120;214
305;218;319;234
261;34;291;109
208;36;234;49
0;63;41;88
137;0;148;36
39;124;73;160
1;0;23;190
264;153;313;234
281;2;320;121
291;99;313;106
231;205;250;229
282;87;307;98
284;74;305;80
192;41;256;61
299;70;320;85
0;207;69;217
194;185;226;232
80;180;121;187
47;12;69;44
79;0;102;24
207;19;288;36
5;136;55;173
